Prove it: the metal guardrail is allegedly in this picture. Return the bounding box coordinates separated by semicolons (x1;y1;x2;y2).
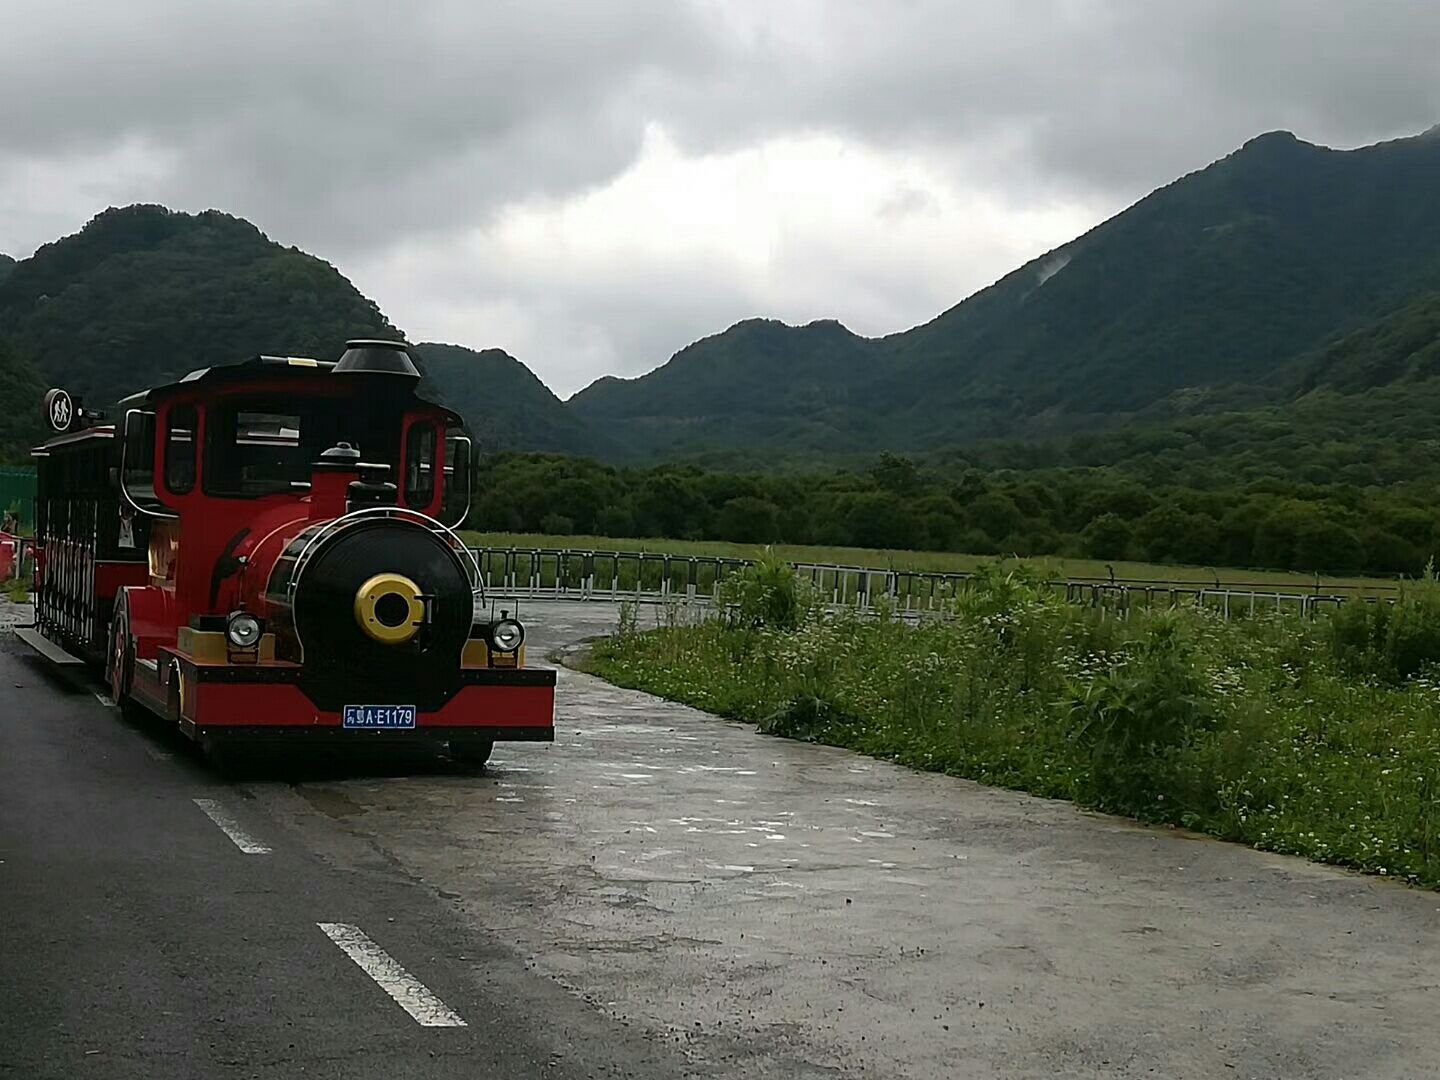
1062;581;1349;619
469;546;1378;619
473;546;752;604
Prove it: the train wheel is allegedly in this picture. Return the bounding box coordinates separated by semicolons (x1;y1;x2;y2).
450;736;494;769
105;604;144;721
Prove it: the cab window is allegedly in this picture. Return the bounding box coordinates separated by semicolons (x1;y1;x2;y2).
122;409;159;506
405;422;437;509
441;426;471;528
164;404;197;495
205;401;307;498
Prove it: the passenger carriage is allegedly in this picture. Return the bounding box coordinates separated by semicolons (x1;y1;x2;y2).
19;340;554;764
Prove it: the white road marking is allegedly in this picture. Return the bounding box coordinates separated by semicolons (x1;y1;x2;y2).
316;922;467;1027
192;798;271;854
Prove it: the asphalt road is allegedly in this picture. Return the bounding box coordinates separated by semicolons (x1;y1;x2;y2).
5;598;1440;1079
0;612;693;1080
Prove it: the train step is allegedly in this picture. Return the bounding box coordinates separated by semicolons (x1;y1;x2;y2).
12;627;85;667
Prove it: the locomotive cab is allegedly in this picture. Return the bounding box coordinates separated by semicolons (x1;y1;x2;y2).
29;341;554;764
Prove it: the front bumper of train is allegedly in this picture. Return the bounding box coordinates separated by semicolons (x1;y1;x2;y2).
157;655;556;741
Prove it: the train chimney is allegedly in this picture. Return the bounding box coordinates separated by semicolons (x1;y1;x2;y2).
333;339;420;379
310;442;362;519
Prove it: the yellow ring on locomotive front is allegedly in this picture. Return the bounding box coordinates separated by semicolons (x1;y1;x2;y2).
354;573;426;644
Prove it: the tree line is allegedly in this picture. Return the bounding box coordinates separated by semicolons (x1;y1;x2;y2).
470;452;1440;576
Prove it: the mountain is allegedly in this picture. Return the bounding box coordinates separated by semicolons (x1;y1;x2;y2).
572;318;883;455
0;254;14;284
0;207;610;455
0;205;398;406
413;343;617;457
571;128;1440;457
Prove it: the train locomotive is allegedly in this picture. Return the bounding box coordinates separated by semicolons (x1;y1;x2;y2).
20;340;555;764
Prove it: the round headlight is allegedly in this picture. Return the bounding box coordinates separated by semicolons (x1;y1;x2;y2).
226;611;262;649
491;618;524;653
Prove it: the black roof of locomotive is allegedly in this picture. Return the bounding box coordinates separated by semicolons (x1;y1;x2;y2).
110;351;460;426
113;354;339;410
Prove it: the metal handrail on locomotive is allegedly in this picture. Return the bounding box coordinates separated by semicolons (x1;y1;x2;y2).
20;340;554;765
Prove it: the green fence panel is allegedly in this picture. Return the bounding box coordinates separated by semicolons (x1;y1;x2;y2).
0;467;36;530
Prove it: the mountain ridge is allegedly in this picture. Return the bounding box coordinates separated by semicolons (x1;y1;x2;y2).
413;342;616;457
570;126;1440;457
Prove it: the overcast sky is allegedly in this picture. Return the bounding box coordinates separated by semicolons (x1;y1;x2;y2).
3;1;1438;396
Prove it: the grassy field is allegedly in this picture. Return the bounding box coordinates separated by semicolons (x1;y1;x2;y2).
588;560;1440;888
462;531;1405;594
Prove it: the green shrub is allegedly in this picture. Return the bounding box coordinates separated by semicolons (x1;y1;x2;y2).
1327;576;1440;681
716;548;815;631
1063;614;1217;814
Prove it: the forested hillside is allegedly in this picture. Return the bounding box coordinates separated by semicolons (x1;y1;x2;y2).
572;319;883;455
572;128;1440;457
0;254;14;284
0;205;398;405
0;337;47;461
1290;289;1440;394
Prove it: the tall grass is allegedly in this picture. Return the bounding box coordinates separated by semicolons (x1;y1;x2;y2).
589;562;1440;886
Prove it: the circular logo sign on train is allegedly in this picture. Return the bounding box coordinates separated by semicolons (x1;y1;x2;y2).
44;388;74;433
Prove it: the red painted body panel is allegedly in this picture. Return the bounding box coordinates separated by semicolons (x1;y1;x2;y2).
122;583;179;663
94;561;149;599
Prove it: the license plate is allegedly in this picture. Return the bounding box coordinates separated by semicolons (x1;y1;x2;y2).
342;704;417;729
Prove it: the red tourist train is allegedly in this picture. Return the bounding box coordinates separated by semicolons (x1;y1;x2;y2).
19;340;554;764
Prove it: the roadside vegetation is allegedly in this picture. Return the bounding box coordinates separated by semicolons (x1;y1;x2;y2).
588;556;1440;887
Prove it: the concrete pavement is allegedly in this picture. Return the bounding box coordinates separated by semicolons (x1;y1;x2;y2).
4;598;1440;1078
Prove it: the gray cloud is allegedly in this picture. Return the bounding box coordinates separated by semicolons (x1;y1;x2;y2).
649;2;1440;196
2;0;1437;392
1;0;722;254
